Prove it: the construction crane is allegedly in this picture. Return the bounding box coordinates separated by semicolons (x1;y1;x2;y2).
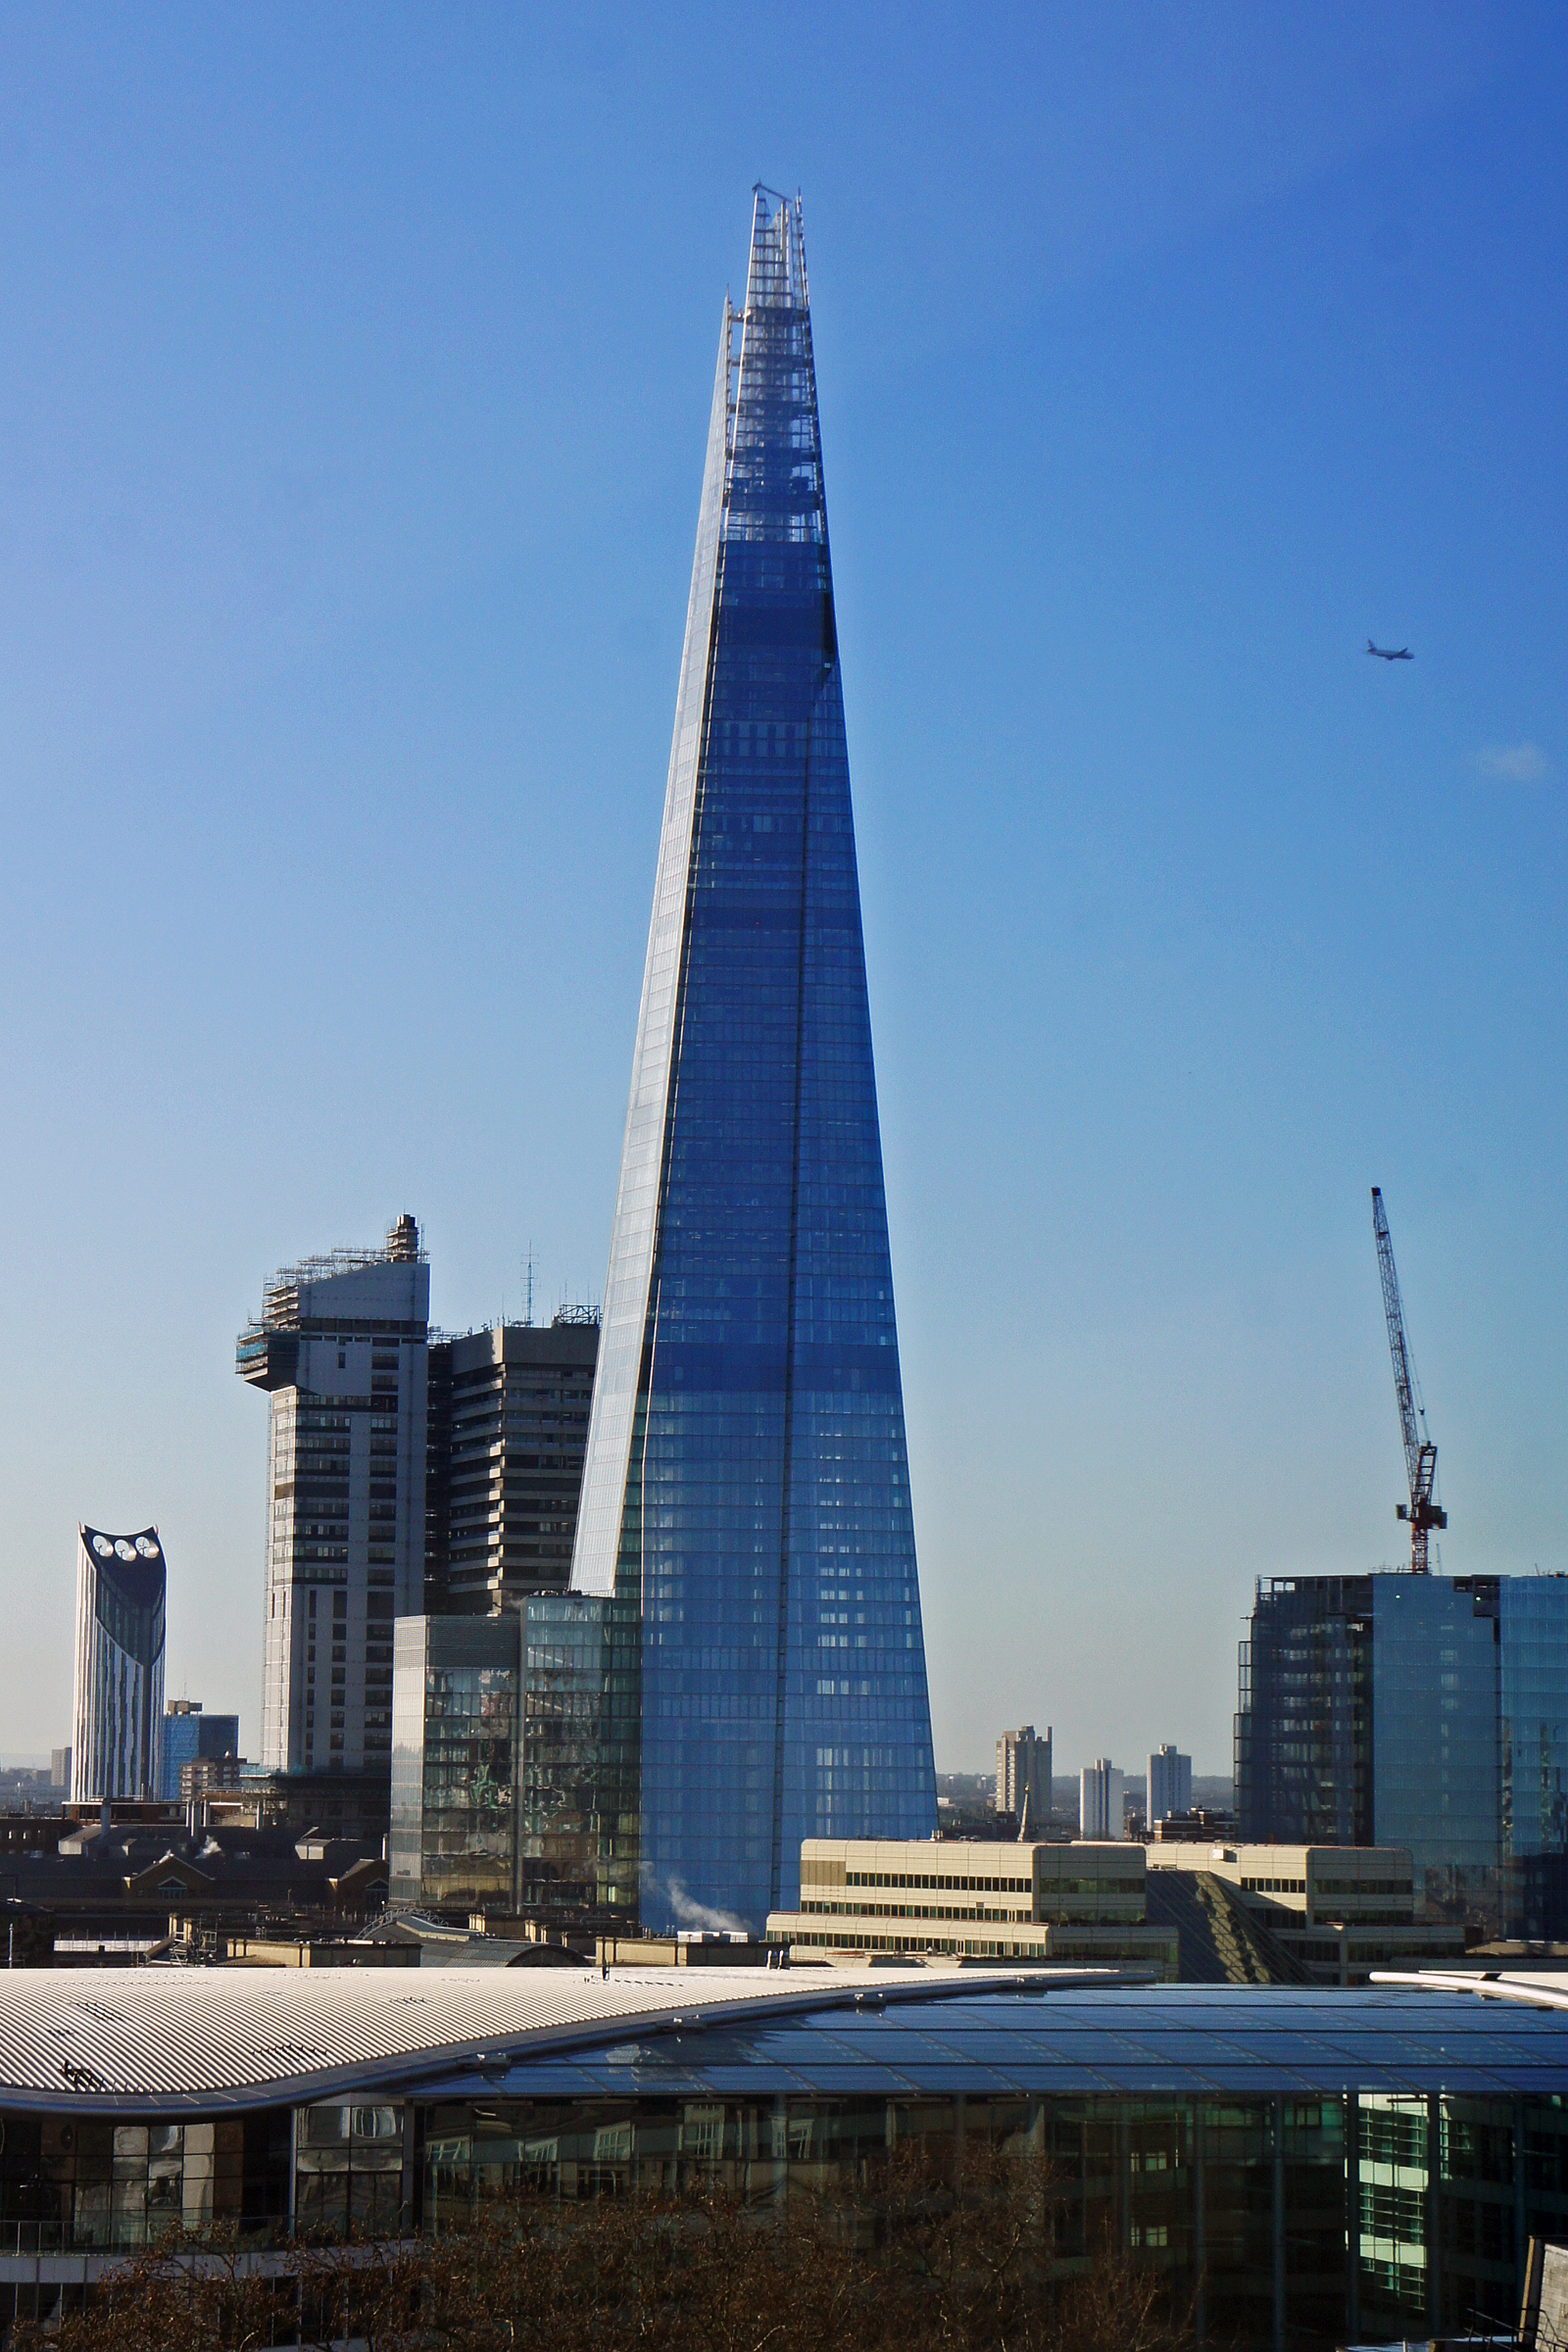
1371;1186;1446;1573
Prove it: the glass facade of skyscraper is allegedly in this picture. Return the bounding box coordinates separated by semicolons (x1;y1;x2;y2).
1500;1576;1568;1936
1371;1574;1498;1912
389;1616;519;1911
1239;1573;1568;1933
572;190;936;1929
519;1592;641;1936
72;1526;167;1803
1236;1576;1373;1850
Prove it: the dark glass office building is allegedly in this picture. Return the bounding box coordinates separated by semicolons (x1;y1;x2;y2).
423;1316;598;1614
389;1616;520;1912
1499;1575;1568;1936
518;1592;641;1936
389;1599;640;1936
1238;1572;1568;1933
572;189;936;1929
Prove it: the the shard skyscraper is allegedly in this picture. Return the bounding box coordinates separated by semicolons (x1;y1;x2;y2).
572;188;936;1929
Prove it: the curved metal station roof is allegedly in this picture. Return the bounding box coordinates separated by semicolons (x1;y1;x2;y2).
0;1963;1023;2115
3;1967;1567;2118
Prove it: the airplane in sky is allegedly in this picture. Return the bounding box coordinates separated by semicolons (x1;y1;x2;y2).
1366;638;1413;662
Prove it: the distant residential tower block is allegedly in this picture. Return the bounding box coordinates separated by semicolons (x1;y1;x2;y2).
1080;1758;1126;1841
569;190;937;1928
996;1725;1052;1829
1148;1743;1193;1825
72;1525;166;1801
238;1215;429;1778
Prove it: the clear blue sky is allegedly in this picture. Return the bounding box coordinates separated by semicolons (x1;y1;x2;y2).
2;6;1563;1776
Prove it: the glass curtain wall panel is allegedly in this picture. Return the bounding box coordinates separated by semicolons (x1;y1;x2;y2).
389;1616;520;1912
1500;1578;1568;1936
1372;1576;1500;1922
1236;1579;1373;1848
521;1592;641;1936
572;189;936;1928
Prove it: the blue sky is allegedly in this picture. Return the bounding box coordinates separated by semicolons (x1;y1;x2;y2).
1;6;1563;1774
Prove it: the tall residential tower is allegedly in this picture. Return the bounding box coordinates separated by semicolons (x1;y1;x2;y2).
423;1315;598;1615
72;1526;166;1801
996;1726;1052;1831
238;1216;428;1778
571;189;937;1929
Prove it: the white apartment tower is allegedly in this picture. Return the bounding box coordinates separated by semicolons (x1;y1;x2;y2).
72;1525;166;1800
238;1216;428;1776
995;1725;1052;1830
1080;1757;1127;1841
1148;1742;1193;1824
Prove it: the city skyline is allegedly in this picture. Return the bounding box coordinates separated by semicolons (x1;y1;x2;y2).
2;10;1565;1777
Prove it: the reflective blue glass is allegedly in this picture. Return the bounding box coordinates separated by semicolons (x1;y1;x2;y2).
416;1984;1568;2105
1239;1573;1504;1923
573;190;936;1929
1372;1577;1499;1910
1499;1577;1568;1935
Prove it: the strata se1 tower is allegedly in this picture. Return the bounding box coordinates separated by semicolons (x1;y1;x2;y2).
571;188;937;1931
73;1527;166;1801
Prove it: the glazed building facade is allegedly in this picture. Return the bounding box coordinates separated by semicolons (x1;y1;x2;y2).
1237;1572;1568;1935
71;1527;166;1802
571;188;936;1931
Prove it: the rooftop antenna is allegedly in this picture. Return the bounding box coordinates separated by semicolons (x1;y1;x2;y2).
523;1243;535;1329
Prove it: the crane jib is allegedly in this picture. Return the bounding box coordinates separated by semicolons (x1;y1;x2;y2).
1370;1187;1446;1573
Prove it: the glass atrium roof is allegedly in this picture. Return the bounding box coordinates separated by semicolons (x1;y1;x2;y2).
422;1983;1568;2105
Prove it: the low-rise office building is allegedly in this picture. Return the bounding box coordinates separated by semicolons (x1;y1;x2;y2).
766;1838;1176;1976
1146;1840;1465;1984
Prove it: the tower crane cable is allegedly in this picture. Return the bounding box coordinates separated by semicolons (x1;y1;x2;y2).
1370;1187;1446;1574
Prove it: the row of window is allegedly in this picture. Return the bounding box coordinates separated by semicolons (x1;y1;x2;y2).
801;1899;1032;1926
1316;1879;1414;1896
843;1869;1030;1893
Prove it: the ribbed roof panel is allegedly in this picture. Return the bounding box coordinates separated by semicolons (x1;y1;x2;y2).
0;1964;1007;2113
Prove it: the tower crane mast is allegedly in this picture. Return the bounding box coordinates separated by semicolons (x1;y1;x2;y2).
1371;1186;1446;1573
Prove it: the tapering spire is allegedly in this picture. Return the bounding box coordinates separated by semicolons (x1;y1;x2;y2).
572;190;936;1931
